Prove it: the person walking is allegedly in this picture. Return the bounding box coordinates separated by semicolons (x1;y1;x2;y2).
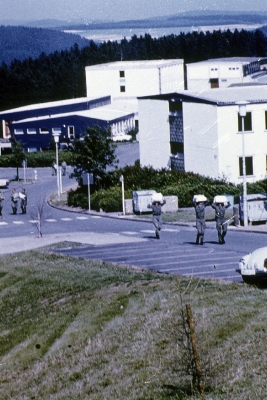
52;161;57;176
20;188;27;214
0;191;4;216
148;196;166;239
11;189;19;215
193;195;209;245
212;199;231;244
61;160;67;176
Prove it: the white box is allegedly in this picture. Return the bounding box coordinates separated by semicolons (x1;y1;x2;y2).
193;194;207;203
151;192;163;203
214;195;228;204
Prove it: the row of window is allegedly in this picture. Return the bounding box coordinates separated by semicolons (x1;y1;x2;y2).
210;67;240;71
14;126;75;137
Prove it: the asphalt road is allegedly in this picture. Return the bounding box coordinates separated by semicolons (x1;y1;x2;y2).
1;162;267;284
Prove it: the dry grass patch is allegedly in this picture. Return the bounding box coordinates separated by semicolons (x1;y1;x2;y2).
0;250;267;399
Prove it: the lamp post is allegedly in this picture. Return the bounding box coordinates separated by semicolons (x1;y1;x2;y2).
119;175;125;215
52;132;60;201
237;101;248;226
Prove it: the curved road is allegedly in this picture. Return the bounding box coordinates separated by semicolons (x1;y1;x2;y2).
1;166;266;283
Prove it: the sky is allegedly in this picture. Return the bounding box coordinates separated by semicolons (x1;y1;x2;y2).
0;0;266;23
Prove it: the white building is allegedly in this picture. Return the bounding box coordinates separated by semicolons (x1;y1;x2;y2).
138;85;267;184
85;60;185;99
186;57;267;91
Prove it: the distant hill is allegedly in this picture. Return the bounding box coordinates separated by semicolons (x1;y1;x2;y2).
0;26;91;65
2;10;267;30
51;10;267;30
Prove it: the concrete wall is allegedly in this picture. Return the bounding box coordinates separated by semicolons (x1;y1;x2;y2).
184;101;267;184
186;62;245;91
217;103;267;184
138;99;171;170
86;62;184;98
183;102;219;178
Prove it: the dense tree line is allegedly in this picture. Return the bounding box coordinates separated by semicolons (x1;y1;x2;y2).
0;28;266;111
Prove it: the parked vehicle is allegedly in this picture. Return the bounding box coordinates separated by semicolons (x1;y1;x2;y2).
238;247;267;284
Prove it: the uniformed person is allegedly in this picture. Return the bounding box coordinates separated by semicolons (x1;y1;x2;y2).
193;196;209;245
211;200;231;244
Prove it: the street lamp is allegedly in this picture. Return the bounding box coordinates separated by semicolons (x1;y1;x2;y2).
52;132;60;201
237;101;248;226
119;175;125;215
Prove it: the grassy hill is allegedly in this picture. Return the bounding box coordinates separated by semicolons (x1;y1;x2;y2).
1;247;267;398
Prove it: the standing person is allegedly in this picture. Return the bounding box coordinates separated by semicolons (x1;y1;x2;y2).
61;160;67;176
11;189;19;215
52;161;57;176
193;196;209;245
212;200;231;244
0;191;4;216
20;188;27;214
147;197;166;239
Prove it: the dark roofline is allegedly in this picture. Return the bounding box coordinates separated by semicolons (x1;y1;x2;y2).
138;92;217;105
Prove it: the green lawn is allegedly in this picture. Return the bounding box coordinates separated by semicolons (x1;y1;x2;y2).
0;247;266;399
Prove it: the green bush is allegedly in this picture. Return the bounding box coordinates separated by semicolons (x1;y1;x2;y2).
0;151;74;168
67;165;267;211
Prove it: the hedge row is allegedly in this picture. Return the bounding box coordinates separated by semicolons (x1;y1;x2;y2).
0;151;74;168
67;164;267;212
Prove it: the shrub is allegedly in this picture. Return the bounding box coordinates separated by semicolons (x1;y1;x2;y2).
0;151;74;168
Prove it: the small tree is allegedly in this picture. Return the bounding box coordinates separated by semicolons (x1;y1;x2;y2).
71;126;118;189
10;139;26;181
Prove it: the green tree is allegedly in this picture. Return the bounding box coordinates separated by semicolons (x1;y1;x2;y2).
10;139;26;181
71;126;118;190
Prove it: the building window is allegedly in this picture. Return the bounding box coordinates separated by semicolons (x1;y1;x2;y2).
239;156;253;176
170;142;184;154
169;101;182;113
264;111;267;130
27;128;36;134
120;86;125;92
119;71;125;78
238;112;252;132
39;127;49;134
210;78;219;88
68;126;75;139
52;128;61;134
14;128;24;135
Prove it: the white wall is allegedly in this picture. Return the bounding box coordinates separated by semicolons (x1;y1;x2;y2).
184;102;267;184
160;64;185;93
86;62;184;98
186;62;245;91
183;102;219;178
139;99;171;170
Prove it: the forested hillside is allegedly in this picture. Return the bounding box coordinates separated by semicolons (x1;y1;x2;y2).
0;26;90;65
0;28;266;111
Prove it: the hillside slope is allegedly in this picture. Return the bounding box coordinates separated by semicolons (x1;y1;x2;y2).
0;25;91;65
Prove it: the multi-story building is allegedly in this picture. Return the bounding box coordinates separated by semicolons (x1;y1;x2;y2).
138;85;267;184
186;57;267;91
85;59;185;99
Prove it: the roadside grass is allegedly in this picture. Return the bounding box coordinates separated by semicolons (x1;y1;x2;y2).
1;249;267;399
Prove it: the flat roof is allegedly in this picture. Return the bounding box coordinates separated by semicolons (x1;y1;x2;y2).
0;96;102;115
139;85;267;105
11;104;135;124
186;57;265;66
85;59;183;70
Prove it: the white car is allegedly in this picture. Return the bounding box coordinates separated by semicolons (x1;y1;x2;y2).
238;247;267;284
